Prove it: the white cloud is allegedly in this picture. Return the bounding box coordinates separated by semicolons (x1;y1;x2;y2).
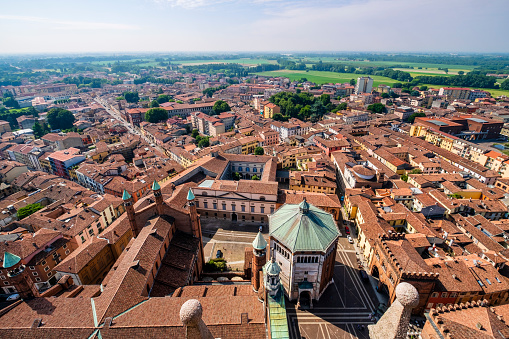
0;15;138;30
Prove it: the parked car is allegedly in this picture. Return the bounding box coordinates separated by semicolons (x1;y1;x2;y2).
345;226;350;234
6;294;20;301
347;235;353;244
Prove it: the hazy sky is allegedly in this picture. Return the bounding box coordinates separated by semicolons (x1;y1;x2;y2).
0;0;508;54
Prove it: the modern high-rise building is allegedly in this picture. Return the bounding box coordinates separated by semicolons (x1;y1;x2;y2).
355;76;373;94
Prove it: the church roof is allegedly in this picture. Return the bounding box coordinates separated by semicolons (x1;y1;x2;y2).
152;180;160;191
269;201;340;252
264;259;281;276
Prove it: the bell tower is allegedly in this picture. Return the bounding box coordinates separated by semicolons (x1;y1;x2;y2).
187;189;205;268
123;190;138;237
152;180;164;215
251;227;267;292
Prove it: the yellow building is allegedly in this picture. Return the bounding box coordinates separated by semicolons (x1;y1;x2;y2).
409;125;428;137
263;103;280;119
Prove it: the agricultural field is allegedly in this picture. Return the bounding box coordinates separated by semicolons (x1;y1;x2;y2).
254;70;400;87
172;58;277;66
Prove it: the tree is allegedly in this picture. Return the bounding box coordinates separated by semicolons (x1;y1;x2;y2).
349;79;356;86
123;91;140;103
501;79;509;90
400;174;408;182
232;172;241;181
408;112;426;123
212;100;231;114
145;107;168;123
419;86;428;91
156;94;171;104
150;100;160;108
381;92;390;98
457;71;464;75
17;203;43;220
367;103;386;113
254;147;264;155
191;129;199;138
320;94;331;106
32;122;49;139
2;97;19;109
198;137;210;148
410;168;422;174
251;174;260;180
47;108;76;130
392;83;403;88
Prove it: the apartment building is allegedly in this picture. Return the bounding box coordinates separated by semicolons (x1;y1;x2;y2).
438;87;471;100
46;148;85;180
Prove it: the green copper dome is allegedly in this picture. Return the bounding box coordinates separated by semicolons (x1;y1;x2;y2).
3;251;21;269
269;201;340;253
122;190;132;201
152;180;160;191
252;231;267;250
187;189;195;201
265;259;281;276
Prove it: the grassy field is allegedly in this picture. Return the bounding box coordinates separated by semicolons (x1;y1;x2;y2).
173;58;277;66
254;70;399;87
254;70;509;97
292;57;476;72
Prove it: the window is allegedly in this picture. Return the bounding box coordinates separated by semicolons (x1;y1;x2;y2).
0;276;5;280
251;206;255;213
213;203;217;209
35;278;41;282
246;167;250;172
196;201;199;208
260;207;265;214
437;303;443;308
202;192;208;196
29;266;35;270
65;250;70;255
238;167;242;171
89;229;94;236
44;266;50;272
241;205;245;212
450;292;457;298
431;292;439;298
204;202;208;209
304;271;308;274
3;282;9;285
260;196;265;201
441;292;448;298
222;204;226;211
270;207;275;214
32;272;38;276
427;303;434;309
232;204;236;211
253;168;257;173
41;260;47;266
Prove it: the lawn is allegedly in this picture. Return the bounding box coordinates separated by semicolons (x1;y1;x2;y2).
254;70;400;87
420;84;509;98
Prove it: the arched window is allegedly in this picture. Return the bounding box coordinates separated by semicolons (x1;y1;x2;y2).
202;192;208;196
260;196;265;201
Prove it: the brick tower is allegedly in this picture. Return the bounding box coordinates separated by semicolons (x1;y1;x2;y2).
152;180;164;215
123;189;138;237
187;189;205;269
251;227;267;292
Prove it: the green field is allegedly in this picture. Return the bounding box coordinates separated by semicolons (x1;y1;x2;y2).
254;70;399;87
173;58;277;66
292;57;476;72
254;70;509;98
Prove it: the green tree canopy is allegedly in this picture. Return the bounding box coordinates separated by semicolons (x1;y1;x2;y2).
156;94;172;104
212;100;231;114
367;103;386;113
198;137;210;148
501;79;509;91
47;108;76;130
32;122;50;139
254;147;264;155
408;112;426;123
145;107;168;123
150;100;160;108
191;129;199;138
17;203;43;220
2;97;19;109
251;174;260;180
123;91;140;103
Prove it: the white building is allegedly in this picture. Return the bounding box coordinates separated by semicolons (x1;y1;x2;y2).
355;77;373;94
